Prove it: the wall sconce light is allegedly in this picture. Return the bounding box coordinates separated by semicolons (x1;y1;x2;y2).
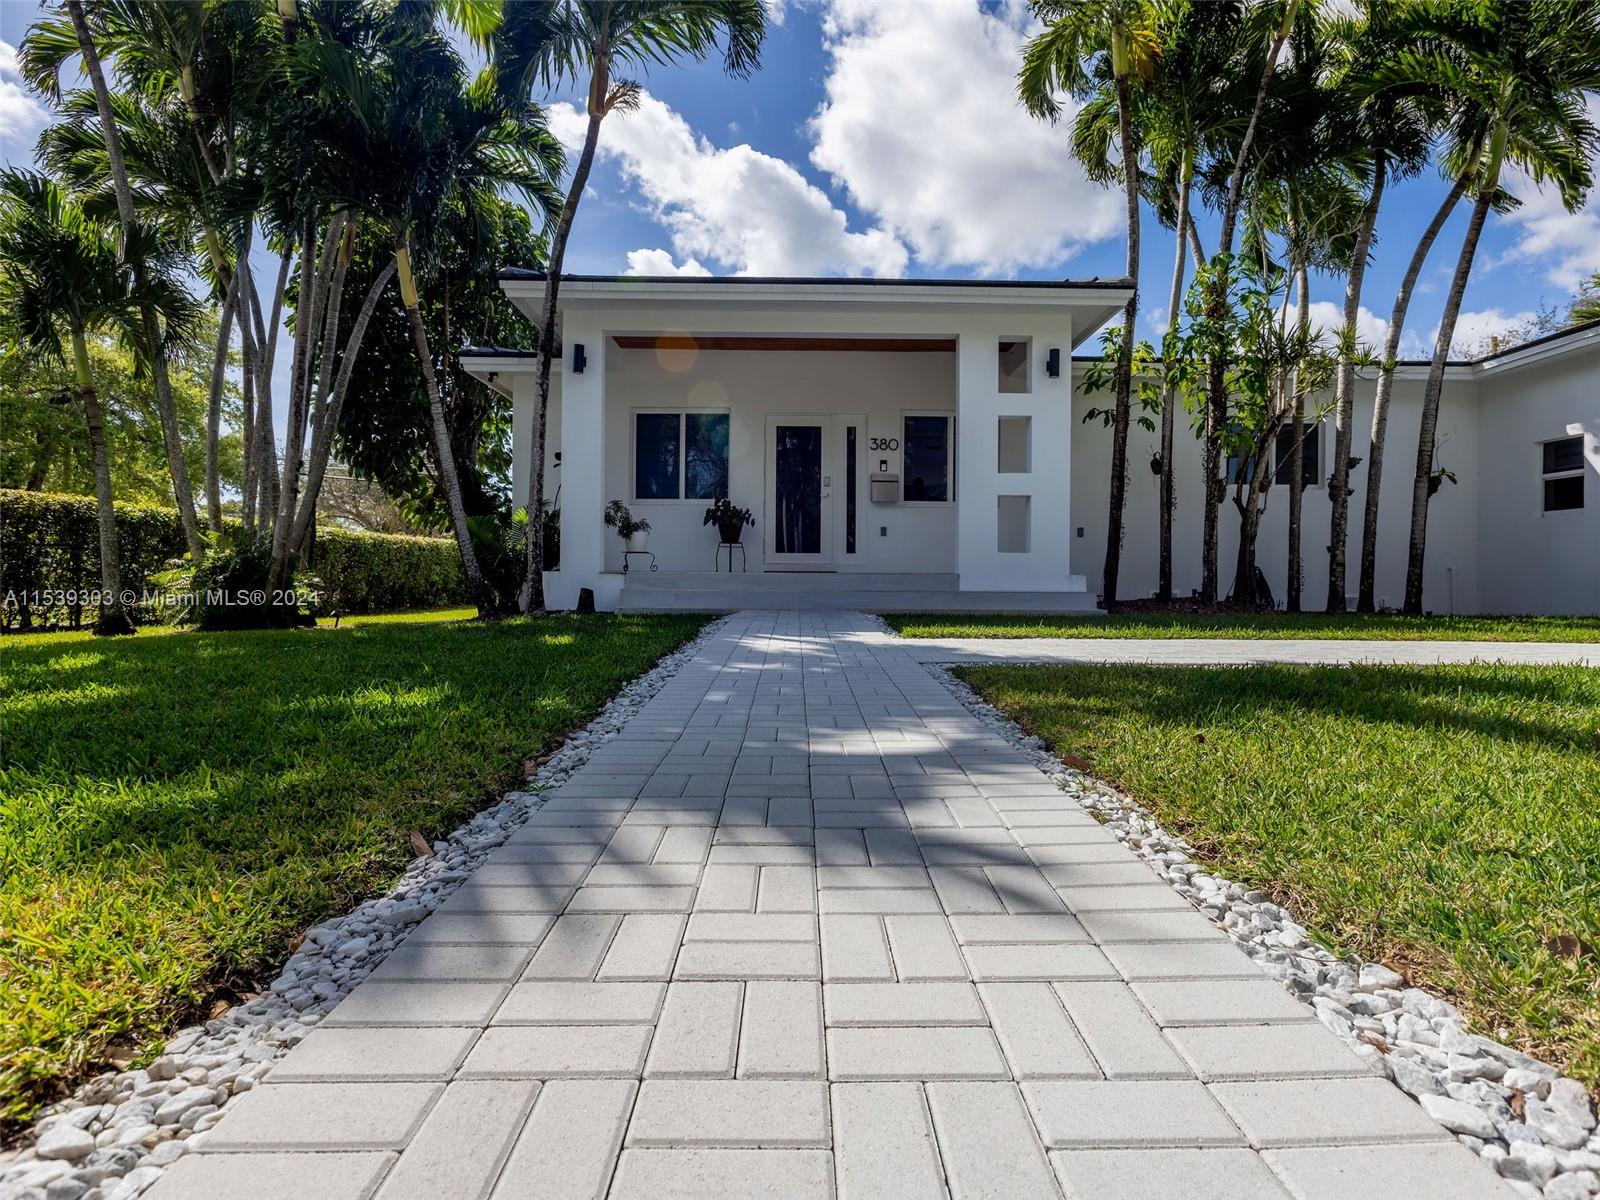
572;343;587;374
487;371;498;383
1045;348;1061;378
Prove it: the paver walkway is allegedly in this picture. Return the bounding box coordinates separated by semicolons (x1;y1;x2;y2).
876;631;1600;667
149;611;1518;1200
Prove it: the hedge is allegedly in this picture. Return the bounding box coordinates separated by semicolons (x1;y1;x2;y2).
1;489;467;630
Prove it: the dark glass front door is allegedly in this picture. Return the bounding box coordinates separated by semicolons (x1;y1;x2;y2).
774;424;823;555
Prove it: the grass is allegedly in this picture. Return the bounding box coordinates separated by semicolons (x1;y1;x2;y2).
884;612;1600;641
956;661;1600;1091
0;609;707;1128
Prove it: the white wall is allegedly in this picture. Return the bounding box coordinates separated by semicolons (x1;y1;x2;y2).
1071;371;1486;613
599;347;957;574
1475;354;1600;615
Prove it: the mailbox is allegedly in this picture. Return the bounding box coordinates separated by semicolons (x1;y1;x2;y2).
870;473;900;504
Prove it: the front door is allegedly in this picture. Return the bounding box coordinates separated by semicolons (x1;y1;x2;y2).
766;417;832;566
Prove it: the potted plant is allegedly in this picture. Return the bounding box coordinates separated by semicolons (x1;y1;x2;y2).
704;498;755;544
604;499;652;552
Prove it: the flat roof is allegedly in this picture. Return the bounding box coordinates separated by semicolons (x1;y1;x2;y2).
496;269;1134;292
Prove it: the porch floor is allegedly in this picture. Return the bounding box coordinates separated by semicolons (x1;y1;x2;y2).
613;571;1102;614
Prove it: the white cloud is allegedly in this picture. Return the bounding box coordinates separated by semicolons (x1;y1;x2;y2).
624;248;711;276
1497;95;1600;291
1302;301;1390;353
1;41;51;154
808;0;1123;274
1411;307;1541;359
549;95;908;277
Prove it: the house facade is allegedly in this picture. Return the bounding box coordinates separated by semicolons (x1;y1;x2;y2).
463;272;1600;616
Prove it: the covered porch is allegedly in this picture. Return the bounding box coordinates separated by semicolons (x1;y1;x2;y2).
466;273;1131;612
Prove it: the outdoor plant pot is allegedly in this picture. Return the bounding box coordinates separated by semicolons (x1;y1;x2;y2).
627;530;649;553
717;521;745;545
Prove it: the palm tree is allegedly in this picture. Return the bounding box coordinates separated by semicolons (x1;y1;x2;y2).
1319;0;1431;612
1194;0;1300;603
1392;0;1599;612
495;0;767;613
1355;167;1469;611
21;0;206;561
308;4;563;615
0;169;195;635
1022;0;1156;611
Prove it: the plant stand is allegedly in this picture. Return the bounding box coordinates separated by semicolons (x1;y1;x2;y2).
622;550;657;575
714;542;747;573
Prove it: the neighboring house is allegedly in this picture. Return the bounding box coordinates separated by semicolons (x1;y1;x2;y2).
464;273;1600;615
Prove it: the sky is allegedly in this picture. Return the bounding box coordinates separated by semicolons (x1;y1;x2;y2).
4;0;1599;425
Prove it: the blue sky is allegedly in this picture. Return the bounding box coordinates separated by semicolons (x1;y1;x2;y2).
4;0;1598;386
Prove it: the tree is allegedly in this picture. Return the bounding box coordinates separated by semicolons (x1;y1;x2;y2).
2;311;239;505
1194;0;1300;603
495;0;767;613
1021;0;1156;610
21;0;207;561
334;194;540;528
0;169;196;634
1392;0;1599;612
311;5;563;615
1565;271;1600;325
1320;0;1432;611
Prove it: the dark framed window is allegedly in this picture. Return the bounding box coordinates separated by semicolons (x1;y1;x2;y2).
1542;436;1584;512
633;412;729;501
1274;424;1321;486
903;414;952;502
846;424;858;554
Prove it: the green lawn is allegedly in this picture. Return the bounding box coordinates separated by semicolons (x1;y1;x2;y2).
885;612;1600;641
956;661;1600;1091
0;610;706;1127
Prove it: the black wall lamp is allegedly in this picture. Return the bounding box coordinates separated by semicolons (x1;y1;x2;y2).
572;343;587;374
1045;348;1061;378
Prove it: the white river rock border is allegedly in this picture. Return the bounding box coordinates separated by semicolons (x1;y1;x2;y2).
923;651;1599;1200
0;616;732;1200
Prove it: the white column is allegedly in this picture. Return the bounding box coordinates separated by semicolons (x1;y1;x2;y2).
955;313;1084;593
549;315;609;609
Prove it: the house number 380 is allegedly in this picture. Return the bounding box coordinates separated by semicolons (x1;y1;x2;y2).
869;437;899;451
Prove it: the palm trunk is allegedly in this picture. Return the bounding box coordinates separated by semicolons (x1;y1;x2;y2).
1200;0;1297;603
1158;157;1193;602
397;239;491;614
288;259;396;554
1325;152;1386;611
205;278;239;531
73;327;133;635
1405;141;1500;613
1287;263;1309;612
66;0;203;562
252;251;292;526
1103;63;1140;611
1357;171;1469;610
523;78;607;613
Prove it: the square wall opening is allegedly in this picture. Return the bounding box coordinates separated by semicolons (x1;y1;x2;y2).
998;416;1031;473
998;339;1031;394
997;494;1031;553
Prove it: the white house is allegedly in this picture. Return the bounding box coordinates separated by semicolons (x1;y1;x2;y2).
463;272;1600;615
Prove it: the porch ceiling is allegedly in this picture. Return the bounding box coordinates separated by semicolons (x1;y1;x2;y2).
610;334;956;353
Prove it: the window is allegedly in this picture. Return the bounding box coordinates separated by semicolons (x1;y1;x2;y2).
1273;424;1321;486
633;412;729;501
998;339;1031;394
998;416;1031;473
903;414;953;502
1542;435;1584;512
846;425;858;554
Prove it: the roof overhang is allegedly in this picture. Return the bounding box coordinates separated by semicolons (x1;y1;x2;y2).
496;271;1135;351
459;347;553;397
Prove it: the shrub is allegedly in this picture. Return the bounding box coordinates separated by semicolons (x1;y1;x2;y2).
0;490;187;630
1;490;467;629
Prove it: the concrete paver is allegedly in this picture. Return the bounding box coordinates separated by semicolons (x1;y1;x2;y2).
152;612;1513;1199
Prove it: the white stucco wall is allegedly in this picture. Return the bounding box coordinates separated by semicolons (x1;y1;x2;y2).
1474;353;1600;615
1070;372;1485;612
